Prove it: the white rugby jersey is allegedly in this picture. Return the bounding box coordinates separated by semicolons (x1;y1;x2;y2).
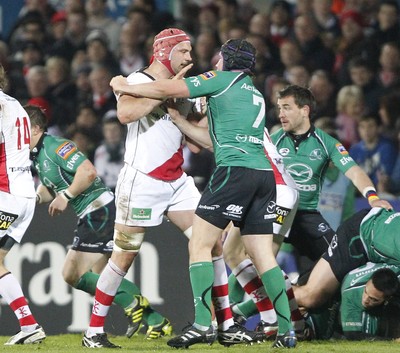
123;71;197;181
0;90;35;197
263;127;297;189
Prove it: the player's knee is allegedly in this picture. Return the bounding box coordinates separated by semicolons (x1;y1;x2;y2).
62;270;78;288
113;229;144;253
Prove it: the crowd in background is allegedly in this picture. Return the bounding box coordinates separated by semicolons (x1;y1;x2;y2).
2;0;400;199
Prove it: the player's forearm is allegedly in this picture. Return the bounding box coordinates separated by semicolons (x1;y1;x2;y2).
116;94;163;124
36;184;55;204
66;160;97;198
119;79;190;100
173;115;212;150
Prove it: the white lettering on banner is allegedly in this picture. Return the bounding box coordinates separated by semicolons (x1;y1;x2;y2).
3;241;163;332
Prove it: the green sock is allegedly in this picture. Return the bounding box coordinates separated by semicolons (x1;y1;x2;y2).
260;266;292;334
76;272;141;308
236;298;258;318
189;262;214;328
143;308;165;326
228;272;245;304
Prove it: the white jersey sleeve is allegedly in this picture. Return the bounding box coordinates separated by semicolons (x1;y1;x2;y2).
121;71;195;181
0;91;35;197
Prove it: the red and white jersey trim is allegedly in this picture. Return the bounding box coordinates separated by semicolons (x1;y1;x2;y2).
263;128;297;189
0;91;35;197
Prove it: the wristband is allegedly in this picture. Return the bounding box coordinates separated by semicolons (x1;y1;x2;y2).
366;190;379;202
60;189;75;202
362;186;376;198
64;189;75;200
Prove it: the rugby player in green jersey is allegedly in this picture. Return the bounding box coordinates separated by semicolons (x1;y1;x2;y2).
111;38;296;349
272;85;392;262
294;207;400;312
307;262;400;341
26;105;169;346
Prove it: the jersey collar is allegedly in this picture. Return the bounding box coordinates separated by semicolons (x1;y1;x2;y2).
30;133;47;161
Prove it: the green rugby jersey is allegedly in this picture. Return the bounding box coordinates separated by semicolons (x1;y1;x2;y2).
271;126;357;210
184;71;271;170
360;208;400;266
341;262;400;335
31;134;111;216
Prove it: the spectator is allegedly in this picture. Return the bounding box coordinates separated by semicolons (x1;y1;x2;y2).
45;56;77;129
378;91;400;144
49;8;88;62
279;39;305;77
85;29;120;75
292;13;335;73
377;41;400;89
335;84;364;149
308;69;337;120
87;64;116;119
334;10;371;87
49;11;67;42
349;115;397;186
285;64;310;87
348;56;384;116
367;0;400;64
85;0;121;53
190;31;219;75
94;113;126;192
118;21;147;76
268;0;293;47
378;128;400;197
311;0;341;49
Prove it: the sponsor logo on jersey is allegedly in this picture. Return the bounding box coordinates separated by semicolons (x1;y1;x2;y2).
198;204;220;210
274;205;290;225
340;156;353;166
190;77;201;87
327;234;338;257
318;222;330;232
335;143;348;155
223;204;243;219
384;212;400;224
67;152;83;170
200;71;216;80
235;134;263;144
240;83;260;94
225;204;243;214
131;208;152;220
286;163;313;183
278;148;290;156
56;142;77;159
8;166;31;172
309;148;322;160
0;211;18;230
266;201;276;213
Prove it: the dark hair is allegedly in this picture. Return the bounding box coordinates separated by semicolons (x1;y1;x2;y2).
24;104;48;131
371;268;399;298
221;39;256;75
358;114;381;126
277;84;316;118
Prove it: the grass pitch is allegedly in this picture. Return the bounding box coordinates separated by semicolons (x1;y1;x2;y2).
0;334;397;352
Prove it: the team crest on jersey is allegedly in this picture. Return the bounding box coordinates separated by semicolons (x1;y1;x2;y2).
200;71;216;80
0;210;18;230
335;143;348;155
56;142;77;159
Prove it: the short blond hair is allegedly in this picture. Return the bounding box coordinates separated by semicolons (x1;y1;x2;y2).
336;85;364;113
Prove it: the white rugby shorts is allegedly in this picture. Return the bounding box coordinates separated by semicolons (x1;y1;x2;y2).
0;192;35;243
274;184;299;238
115;166;201;227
